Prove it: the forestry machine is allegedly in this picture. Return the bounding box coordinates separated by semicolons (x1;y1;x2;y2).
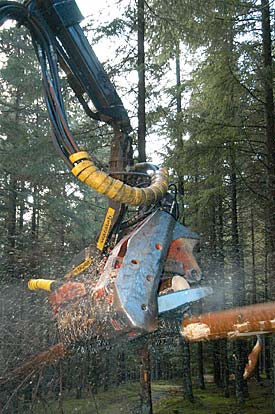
1;1;275;385
0;0;212;348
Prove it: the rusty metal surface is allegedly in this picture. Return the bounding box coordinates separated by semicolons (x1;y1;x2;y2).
164;238;201;282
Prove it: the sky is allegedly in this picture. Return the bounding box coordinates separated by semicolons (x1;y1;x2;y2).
75;0;125;27
76;0;106;17
75;0;123;62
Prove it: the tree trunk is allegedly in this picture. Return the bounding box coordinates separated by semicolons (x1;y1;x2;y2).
260;1;275;410
217;196;229;397
137;2;152;409
18;181;25;232
139;345;153;414
31;185;39;241
180;336;194;402
213;341;222;387
196;342;205;390
250;209;261;382
137;0;146;162
6;175;17;251
117;351;127;385
175;44;195;401
263;226;271;379
230;156;246;404
209;202;223;388
175;44;185;220
5;174;17;277
196;301;205;390
251;209;257;304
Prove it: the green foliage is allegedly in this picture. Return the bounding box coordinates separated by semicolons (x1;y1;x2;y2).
0;24;110;280
144;0;270;311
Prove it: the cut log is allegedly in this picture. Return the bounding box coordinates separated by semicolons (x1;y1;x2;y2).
181;302;275;341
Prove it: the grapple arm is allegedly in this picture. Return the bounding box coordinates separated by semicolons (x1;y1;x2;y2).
28;210;210;346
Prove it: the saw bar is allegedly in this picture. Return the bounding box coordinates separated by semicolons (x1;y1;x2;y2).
158;287;213;314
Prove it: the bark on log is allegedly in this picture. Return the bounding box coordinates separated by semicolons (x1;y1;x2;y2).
181;302;275;342
243;336;263;379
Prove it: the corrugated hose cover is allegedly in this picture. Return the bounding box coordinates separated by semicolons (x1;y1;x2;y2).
69;152;169;206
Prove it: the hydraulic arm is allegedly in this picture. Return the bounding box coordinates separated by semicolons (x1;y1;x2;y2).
0;0;168;210
25;0;132;129
0;0;210;346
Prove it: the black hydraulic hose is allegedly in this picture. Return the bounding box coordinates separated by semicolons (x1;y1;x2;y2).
0;1;170;206
0;2;74;160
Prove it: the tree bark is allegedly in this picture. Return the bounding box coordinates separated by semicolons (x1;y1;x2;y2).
260;1;275;410
251;209;257;304
196;302;205;390
175;44;195;400
217;196;230;397
180;336;194;402
137;0;146;162
18;181;25;232
196;342;205;390
175;44;185;220
264;226;271;378
139;345;153;414
6;175;17;251
230;155;246;404
250;209;261;381
137;3;152;410
117;351;127;385
181;302;275;340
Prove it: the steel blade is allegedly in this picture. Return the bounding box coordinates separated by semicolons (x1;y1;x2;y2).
158;286;213;314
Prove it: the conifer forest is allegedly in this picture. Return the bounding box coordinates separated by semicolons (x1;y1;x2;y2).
1;0;275;413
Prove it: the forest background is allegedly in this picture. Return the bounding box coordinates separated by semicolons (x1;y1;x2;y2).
0;0;275;413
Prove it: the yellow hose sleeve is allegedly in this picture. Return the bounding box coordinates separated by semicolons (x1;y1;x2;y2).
69;152;169;206
70;151;91;163
28;279;56;292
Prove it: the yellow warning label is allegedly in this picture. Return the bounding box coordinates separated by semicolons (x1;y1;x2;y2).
97;207;115;251
66;257;93;278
